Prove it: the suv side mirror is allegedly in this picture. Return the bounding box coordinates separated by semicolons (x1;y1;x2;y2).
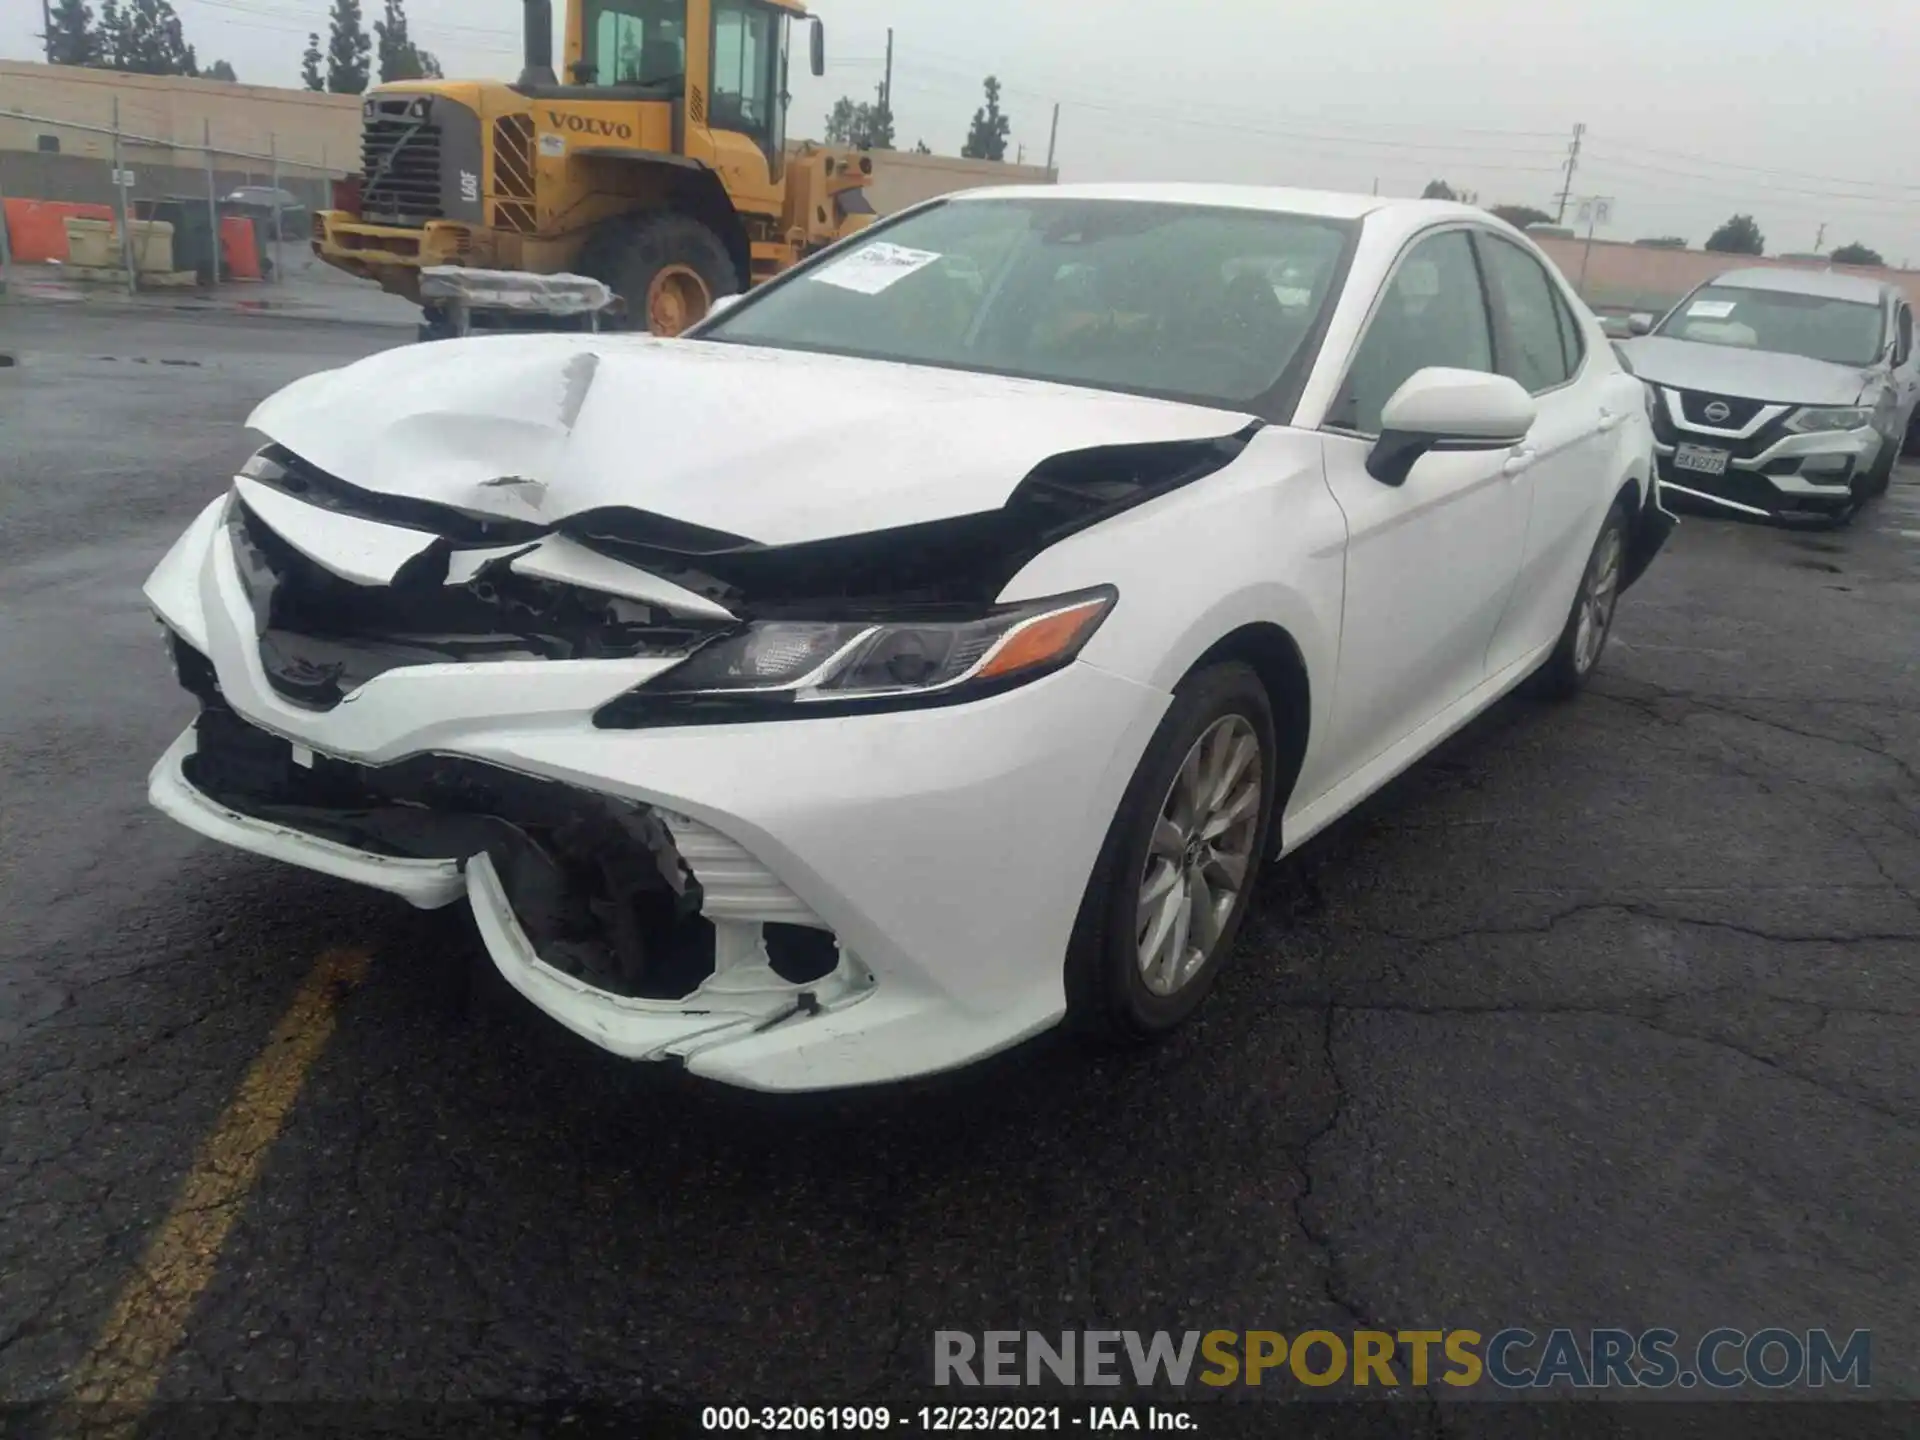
1366;368;1537;486
1628;313;1653;335
809;18;825;77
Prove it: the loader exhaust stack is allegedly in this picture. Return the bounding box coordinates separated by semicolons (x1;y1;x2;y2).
519;0;556;87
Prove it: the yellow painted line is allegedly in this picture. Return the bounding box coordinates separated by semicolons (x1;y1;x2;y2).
63;947;371;1416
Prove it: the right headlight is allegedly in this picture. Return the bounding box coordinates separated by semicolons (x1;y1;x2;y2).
593;587;1117;727
1784;406;1874;434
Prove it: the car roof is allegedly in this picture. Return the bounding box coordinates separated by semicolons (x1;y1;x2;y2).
1706;266;1891;304
934;182;1495;225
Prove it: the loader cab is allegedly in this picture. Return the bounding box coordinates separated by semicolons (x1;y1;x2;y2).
577;0;687;92
571;0;810;177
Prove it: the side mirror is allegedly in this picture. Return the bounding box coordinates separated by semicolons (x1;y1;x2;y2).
809;17;825;77
1366;368;1537;487
1628;313;1653;335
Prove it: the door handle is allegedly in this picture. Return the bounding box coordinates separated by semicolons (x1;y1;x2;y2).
1502;445;1538;477
1596;407;1622;433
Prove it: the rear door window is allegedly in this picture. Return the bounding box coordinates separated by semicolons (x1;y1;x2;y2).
1477;235;1574;394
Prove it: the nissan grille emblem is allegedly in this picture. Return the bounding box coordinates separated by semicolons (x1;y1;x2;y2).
1703;400;1732;423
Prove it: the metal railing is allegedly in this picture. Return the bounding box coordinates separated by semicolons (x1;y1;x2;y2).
0;101;343;296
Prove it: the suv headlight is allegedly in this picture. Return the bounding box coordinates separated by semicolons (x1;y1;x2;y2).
1785;406;1873;434
593;587;1117;727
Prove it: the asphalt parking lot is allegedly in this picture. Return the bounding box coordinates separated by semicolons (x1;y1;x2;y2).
1;305;1917;1431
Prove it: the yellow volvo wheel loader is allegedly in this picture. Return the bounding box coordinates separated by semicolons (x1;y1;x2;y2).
313;0;877;336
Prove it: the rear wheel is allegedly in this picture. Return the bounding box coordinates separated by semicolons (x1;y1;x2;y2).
1066;662;1278;1043
1534;498;1629;699
1903;405;1920;459
579;212;740;336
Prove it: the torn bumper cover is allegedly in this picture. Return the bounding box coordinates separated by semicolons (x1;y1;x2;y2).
145;493;1170;1091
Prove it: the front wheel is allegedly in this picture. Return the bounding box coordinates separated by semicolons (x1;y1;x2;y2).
1066;662;1278;1042
578;212;740;336
1864;438;1897;498
1534;498;1629;700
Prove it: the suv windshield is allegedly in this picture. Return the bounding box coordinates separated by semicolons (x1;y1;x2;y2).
1655;284;1886;367
698;198;1355;412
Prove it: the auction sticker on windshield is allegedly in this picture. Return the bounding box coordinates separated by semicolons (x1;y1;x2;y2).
1687;300;1738;319
810;242;944;295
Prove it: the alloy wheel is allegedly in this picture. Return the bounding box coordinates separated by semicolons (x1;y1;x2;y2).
1574;525;1624;676
1135;714;1263;997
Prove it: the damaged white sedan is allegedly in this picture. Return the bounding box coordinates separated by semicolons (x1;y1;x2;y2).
145;184;1672;1091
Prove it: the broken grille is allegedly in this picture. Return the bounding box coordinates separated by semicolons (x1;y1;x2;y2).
491;115;538;234
227;498;728;712
361;117;443;223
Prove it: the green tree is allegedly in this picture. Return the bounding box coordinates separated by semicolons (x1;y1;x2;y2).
1421;179;1458;201
301;33;326;91
961;76;1009;162
103;0;198;74
327;0;373;95
205;58;237;81
1704;213;1764;256
1830;242;1884;267
823;95;891;149
376;0;441;83
1491;203;1552;229
44;0;102;66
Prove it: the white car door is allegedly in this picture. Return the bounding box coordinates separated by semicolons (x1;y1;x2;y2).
1472;230;1618;674
1312;227;1530;791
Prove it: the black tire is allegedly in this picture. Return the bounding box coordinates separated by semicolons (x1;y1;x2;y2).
1065;662;1279;1043
578;211;740;336
1864;440;1896;498
1902;406;1920;459
1534;497;1631;700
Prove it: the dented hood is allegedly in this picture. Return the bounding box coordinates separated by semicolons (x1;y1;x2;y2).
1616;335;1880;407
248;334;1258;547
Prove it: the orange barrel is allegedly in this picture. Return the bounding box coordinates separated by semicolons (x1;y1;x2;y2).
220;215;263;280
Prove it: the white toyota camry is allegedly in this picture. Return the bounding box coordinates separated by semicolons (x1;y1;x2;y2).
145;184;1672;1091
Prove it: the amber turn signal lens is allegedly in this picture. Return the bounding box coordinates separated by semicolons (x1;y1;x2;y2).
975;598;1112;681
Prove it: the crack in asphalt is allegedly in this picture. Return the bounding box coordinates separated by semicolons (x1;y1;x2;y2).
1301;997;1913;1131
1592;682;1920;797
1357;898;1920;949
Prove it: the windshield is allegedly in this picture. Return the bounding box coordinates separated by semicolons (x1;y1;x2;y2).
698;198;1355;412
582;0;686;86
1655;284;1886;367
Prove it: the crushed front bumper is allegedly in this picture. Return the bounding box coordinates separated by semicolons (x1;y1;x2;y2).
1652;426;1883;520
145;498;1169;1091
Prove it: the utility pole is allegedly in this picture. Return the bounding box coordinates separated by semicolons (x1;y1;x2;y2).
1044;102;1059;177
881;27;893;122
1554;122;1585;224
42;0;53;60
1371;177;1379;195
1814;221;1827;253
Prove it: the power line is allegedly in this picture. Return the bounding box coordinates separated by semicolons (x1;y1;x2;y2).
1583;152;1920;208
1586;134;1920;194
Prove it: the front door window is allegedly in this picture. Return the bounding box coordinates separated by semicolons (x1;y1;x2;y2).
711;0;778;150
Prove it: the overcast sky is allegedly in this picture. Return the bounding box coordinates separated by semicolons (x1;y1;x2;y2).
9;0;1920;261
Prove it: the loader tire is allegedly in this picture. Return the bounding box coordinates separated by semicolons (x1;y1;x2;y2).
580;212;740;337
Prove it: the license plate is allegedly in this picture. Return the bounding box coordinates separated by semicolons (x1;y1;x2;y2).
1672;444;1730;476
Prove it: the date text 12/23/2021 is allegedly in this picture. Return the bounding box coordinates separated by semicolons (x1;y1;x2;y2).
702;1406;1193;1432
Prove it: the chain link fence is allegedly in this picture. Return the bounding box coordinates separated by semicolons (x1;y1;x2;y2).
0;100;344;296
